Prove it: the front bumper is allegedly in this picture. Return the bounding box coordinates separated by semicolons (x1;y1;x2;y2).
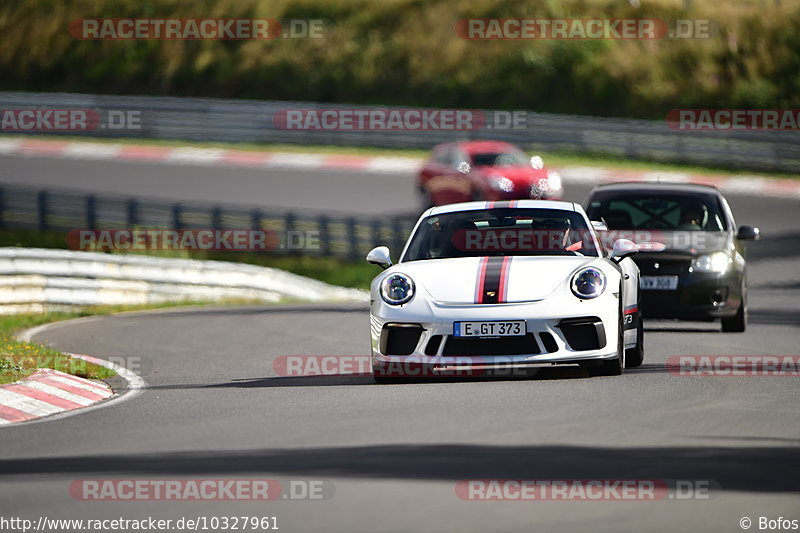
370;298;620;373
641;271;743;320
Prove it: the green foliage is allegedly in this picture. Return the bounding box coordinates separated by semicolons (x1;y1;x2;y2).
0;0;797;118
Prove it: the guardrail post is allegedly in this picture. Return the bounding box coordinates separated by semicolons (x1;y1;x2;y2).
126;199;138;227
317;215;331;256
172;204;182;230
211;207;222;230
392;218;404;258
284;212;296;255
37;190;48;230
370;219;382;250
86;195;97;228
346;218;358;261
250;209;262;230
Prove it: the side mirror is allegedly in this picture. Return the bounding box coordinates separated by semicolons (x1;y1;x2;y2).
610;239;638;264
366;246;392;269
737;225;760;241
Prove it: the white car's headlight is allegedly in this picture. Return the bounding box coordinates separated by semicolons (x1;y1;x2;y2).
571;267;606;299
692;252;730;274
488;175;514;192
380;273;415;305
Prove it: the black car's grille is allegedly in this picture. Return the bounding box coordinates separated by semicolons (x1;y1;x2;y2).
442;333;540;356
642;291;681;309
636;255;690;276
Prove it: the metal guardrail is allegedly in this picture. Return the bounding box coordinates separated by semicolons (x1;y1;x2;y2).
1;92;799;172
0;183;416;260
0;248;366;314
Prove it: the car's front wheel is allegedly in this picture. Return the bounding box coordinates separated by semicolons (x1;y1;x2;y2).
721;285;747;332
625;291;644;368
588;291;624;376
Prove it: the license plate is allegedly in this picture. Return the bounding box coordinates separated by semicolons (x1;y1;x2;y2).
640;276;679;290
453;320;526;337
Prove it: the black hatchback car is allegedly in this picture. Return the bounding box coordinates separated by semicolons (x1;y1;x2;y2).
584;183;760;332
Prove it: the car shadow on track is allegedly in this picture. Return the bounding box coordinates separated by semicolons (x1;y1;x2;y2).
644;327;721;333
1;443;798;494
148;363;671;390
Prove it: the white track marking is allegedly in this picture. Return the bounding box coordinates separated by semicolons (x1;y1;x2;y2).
0;389;65;417
62;143;122;160
45;374;112;396
18;380;96;406
0;139;23;154
164;147;225;165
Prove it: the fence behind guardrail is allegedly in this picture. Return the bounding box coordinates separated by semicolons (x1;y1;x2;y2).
1;92;798;172
0;184;417;260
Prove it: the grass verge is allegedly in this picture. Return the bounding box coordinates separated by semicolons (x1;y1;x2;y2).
0;299;284;385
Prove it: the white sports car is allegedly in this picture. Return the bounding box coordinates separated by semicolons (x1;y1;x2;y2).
367;200;643;381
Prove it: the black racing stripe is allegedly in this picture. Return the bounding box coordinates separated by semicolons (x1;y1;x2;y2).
480;256;505;304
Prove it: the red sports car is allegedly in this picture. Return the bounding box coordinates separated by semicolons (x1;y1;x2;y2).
416;140;563;209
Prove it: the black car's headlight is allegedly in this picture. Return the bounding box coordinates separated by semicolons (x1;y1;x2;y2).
571;267;606;299
380;273;415;305
691;252;730;274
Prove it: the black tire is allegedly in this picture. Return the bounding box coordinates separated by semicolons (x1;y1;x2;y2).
721;285;747;332
625;289;644;368
373;363;393;383
589;284;624;377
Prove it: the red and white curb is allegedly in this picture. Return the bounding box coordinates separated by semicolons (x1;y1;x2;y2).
0;138;419;174
0;368;112;424
1;137;799;199
0;320;148;427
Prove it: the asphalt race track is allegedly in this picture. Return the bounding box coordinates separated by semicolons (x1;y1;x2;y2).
0;153;799;532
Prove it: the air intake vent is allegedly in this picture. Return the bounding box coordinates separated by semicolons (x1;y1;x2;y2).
380;324;423;356
539;332;558;353
558;317;605;351
425;335;442;355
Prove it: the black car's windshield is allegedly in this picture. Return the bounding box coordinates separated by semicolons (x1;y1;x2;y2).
403;208;600;261
586;193;728;231
470;150;529;167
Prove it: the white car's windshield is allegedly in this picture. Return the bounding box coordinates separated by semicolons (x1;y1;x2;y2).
403;208;600;261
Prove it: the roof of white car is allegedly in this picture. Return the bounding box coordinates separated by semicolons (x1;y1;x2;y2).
426;200;580;216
